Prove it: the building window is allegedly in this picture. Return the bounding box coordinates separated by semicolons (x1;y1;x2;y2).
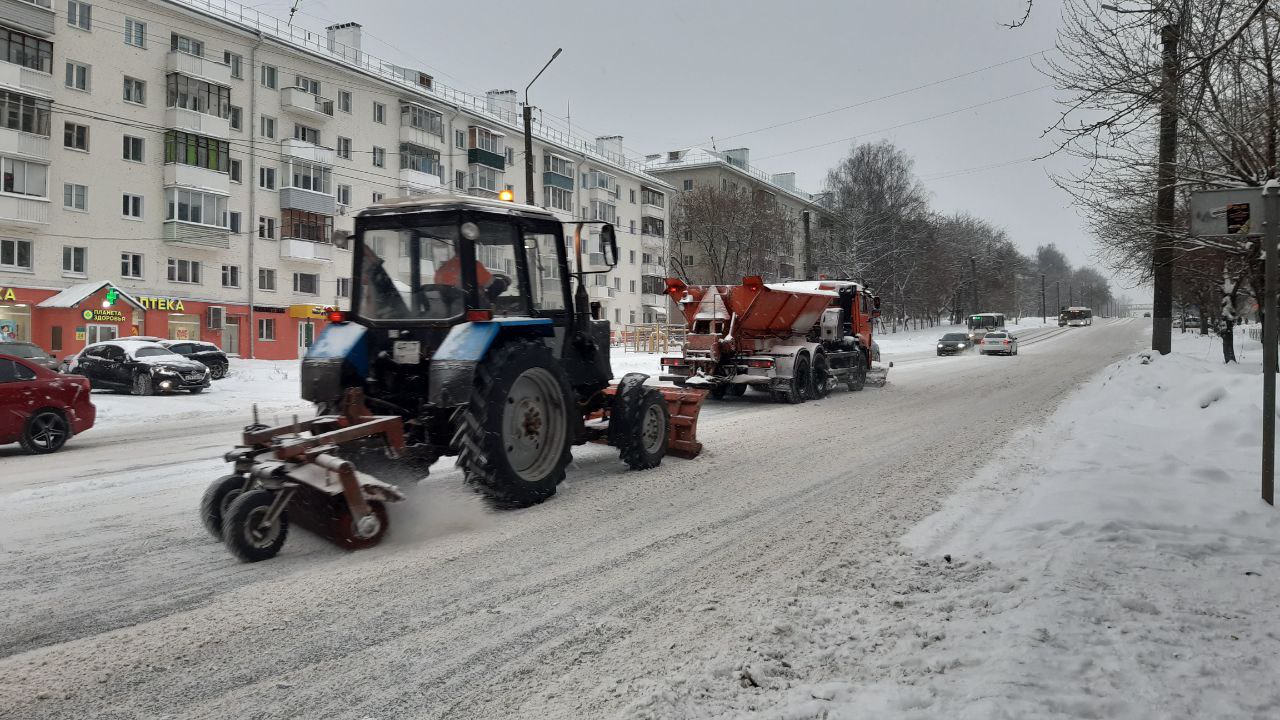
123;17;145;47
257;318;275;341
293;123;319;145
258;216;275;239
258;267;276;290
166;74;231;117
336;184;351;206
372;101;385;124
63;122;89;151
229;158;242;183
455;170;465;191
400;143;441;176
544;186;572;211
229;106;242;131
123;76;146;105
228;211;241;233
629;279;637;292
544;154;573;178
504;147;515;165
0;238;33;270
337;90;351;113
283;159;331;194
294;74;320;95
642;187;665;207
260;64;277;89
281;209;332;242
63;183;88;211
62;246;86;276
336;277;350;298
629;188;636;203
260;115;275;138
67;1;91;31
221;264;240;288
466;165;499;194
1;29;53;73
642;217;665;236
293;272;319;295
401;104;443;136
372;192;384;203
372;146;385;168
455;129;465;148
259;167;276;190
630;220;636;235
163;131;230;172
165;188;228;228
589;200;616;224
122;193;142;218
682;179;693;191
121;252;143;279
224;51;242;79
167;258;202;284
170;33;203;56
468;126;503;154
336;136;351;159
1;157;48;197
122;135;143;162
0;91;51;137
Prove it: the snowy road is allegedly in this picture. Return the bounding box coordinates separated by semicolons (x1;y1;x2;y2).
1;320;1142;720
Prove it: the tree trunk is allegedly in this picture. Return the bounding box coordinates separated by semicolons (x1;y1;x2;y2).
1221;320;1237;363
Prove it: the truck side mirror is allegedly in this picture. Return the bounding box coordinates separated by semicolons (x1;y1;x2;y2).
332;229;352;249
600;224;619;267
872;295;882;317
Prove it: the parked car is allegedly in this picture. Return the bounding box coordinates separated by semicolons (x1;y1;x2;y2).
0;353;95;453
72;340;211;395
0;341;59;371
158;340;229;379
979;331;1019;356
936;332;973;356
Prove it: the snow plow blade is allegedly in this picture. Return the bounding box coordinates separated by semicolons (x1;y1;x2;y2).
588;383;707;460
207;389;407;562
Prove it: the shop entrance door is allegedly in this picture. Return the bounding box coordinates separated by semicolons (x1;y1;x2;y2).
86;324;119;344
223;319;239;355
298;321;315;352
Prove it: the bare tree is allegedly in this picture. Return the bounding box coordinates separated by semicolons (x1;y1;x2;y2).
668;186;788;285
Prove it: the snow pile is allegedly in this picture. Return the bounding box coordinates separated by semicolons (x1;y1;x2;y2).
90;359;312;431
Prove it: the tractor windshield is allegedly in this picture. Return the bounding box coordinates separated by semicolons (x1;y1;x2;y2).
356;219;525;322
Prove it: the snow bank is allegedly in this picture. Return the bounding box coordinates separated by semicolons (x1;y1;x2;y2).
761;329;1280;719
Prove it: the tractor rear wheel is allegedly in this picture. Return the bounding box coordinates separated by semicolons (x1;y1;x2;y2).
452;339;573;509
614;385;669;470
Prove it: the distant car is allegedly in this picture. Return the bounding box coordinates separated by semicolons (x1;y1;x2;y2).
1143;312;1151;317
158;340;229;379
72;340;211;395
0;341;59;371
936;332;973;356
979;331;1019;356
0;353;95;453
1183;316;1201;329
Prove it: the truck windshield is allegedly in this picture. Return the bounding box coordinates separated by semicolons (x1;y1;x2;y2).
357;220;525;321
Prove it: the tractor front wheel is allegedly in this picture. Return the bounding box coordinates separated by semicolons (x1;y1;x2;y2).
614;386;670;470
452;339;573;508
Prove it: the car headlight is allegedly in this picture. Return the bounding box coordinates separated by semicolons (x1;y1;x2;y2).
938;343;944;348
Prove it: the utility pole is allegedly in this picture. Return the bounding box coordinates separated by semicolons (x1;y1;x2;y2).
1262;181;1279;505
1152;21;1180;354
802;210;813;279
1069;284;1074;306
1041;274;1046;323
970;256;979;312
523;48;563;207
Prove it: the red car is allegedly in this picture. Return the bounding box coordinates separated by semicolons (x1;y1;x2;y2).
0;353;95;454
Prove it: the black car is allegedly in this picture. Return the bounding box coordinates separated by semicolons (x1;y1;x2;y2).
0;341;59;371
936;332;973;356
73;340;211;395
159;340;230;379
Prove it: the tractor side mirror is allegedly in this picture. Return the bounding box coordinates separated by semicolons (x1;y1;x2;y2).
600;224;619;267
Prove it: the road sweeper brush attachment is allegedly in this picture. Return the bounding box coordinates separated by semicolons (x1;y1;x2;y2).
200;389;407;562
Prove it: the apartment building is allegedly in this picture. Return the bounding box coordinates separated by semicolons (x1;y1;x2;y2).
644;147;836;284
0;0;672;360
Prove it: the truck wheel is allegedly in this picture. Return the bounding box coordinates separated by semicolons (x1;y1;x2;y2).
614;387;669;470
728;383;747;397
222;489;288;563
200;474;248;540
846;349;866;392
710;384;727;400
452;339;573;508
775;354;809;404
812;354;832;399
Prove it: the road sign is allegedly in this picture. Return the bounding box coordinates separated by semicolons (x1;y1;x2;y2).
1189;187;1266;237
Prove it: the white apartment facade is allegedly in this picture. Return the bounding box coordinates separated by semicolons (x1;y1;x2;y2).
0;0;672;360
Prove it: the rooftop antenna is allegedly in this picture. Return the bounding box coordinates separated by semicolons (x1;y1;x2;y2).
287;0;302;29
566;99;571;136
710;136;718;152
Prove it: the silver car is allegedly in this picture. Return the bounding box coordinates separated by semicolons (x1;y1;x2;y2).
979;331;1019;356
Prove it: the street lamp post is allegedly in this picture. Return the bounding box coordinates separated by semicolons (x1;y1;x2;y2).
523;48;563;207
1041;274;1046;323
970;256;979;312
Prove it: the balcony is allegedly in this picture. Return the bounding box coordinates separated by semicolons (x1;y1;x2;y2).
163;164;230;194
280;138;335;165
280;87;334;120
280;186;336;215
0;193;49;226
400;123;444;151
163;221;230;249
398;167;443;192
279;238;333;263
166;51;232;87
642;202;665;218
0;62;53;96
467;147;505;170
0;128;50;161
164;107;230;139
642;293;665;308
1;0;55;36
641;263;665;277
588;286;617;301
542;171;573;191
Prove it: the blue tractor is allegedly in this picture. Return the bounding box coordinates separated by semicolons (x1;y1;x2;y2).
202;195;705;562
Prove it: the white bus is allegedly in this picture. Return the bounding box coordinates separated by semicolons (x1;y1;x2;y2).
966;312;1006;341
1063;307;1093;327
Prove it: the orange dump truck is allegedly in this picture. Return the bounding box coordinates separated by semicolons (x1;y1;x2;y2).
660;276;882;402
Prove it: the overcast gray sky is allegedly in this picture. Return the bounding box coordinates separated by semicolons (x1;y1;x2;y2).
261;0;1138;294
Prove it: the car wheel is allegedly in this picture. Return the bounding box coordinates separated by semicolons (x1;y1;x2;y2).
132;372;154;396
20;409;70;454
210;364;227;380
